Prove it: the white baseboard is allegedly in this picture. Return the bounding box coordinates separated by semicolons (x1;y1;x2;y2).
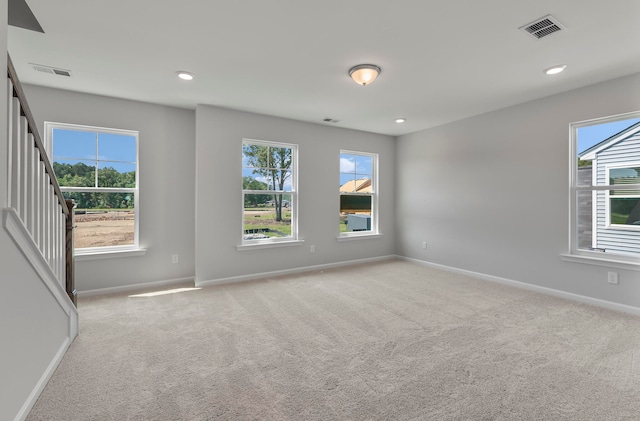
78;276;195;297
196;255;396;287
14;337;72;421
399;256;640;317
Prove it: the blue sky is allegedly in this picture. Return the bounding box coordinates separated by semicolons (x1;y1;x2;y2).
53;129;136;173
340;153;372;186
577;117;640;155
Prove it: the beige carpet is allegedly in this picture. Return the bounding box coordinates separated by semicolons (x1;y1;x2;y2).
27;260;640;420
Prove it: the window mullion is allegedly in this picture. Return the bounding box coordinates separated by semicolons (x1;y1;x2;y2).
95;131;99;188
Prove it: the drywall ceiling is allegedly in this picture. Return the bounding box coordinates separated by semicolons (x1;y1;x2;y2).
7;0;640;136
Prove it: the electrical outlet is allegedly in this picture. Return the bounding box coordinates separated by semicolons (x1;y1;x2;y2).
422;241;427;249
310;245;315;253
172;254;179;264
607;271;618;285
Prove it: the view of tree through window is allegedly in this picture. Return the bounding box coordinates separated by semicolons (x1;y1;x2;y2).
49;124;138;250
573;115;640;258
242;140;296;242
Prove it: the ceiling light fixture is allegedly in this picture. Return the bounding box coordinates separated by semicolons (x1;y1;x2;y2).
349;64;381;86
395;118;406;123
543;64;567;75
177;71;194;81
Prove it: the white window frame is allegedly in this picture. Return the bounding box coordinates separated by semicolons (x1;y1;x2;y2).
240;138;298;247
564;112;640;270
338;150;379;239
45;122;141;256
605;162;640;230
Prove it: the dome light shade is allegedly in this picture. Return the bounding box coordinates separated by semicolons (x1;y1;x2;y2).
349;64;381;86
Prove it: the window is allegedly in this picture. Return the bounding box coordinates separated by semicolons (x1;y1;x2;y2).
339;151;378;236
570;113;640;262
46;123;139;252
607;165;640;227
242;139;297;244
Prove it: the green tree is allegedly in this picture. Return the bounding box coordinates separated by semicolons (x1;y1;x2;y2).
578;159;592;167
243;177;269;207
243;145;291;221
53;162;135;210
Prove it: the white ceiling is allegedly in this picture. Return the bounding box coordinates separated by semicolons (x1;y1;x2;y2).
7;0;640;136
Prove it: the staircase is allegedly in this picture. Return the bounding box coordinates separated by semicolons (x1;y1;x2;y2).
5;53;76;304
2;53;79;421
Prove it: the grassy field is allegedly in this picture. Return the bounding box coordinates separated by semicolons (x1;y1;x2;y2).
244;208;291;237
74;211;134;248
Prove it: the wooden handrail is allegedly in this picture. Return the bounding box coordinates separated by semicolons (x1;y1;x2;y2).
7;53;69;216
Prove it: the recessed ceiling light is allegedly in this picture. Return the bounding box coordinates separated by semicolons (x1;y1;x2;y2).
544;65;567;75
395;118;406;123
177;71;194;81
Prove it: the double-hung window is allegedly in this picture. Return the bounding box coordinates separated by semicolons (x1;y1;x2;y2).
339;150;378;236
242;139;297;244
569;113;640;264
46;122;139;252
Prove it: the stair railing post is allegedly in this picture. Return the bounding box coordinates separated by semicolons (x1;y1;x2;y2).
65;199;76;306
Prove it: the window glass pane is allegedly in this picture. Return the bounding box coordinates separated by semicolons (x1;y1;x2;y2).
243;193;292;240
576;119;640;187
576;163;593;187
65;191;135;248
610;167;640;193
98;133;136;163
575;190;594;251
340;173;357;192
53;159;96;187
610;197;640;225
340;153;372;191
340;153;356;173
243;176;269;193
355;155;372;175
278;171;293;191
97;162;136;188
243;145;292;189
52;129;95;160
270;147;292;170
340;195;372;232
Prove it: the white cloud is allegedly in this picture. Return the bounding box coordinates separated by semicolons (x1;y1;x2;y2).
340;157;355;173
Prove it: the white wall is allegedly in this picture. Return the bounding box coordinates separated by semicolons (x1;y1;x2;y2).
24;85;196;292
195;105;396;283
1;0;7;208
396;72;640;309
0;233;72;420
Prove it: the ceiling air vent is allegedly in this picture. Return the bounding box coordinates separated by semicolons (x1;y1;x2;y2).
519;15;565;39
31;63;72;77
323;118;340;124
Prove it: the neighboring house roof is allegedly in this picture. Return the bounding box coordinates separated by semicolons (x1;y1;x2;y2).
340;178;372;193
579;121;640;160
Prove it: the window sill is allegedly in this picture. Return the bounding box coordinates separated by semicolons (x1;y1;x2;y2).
336;233;383;242
75;248;147;262
560;253;640;272
236;240;304;251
